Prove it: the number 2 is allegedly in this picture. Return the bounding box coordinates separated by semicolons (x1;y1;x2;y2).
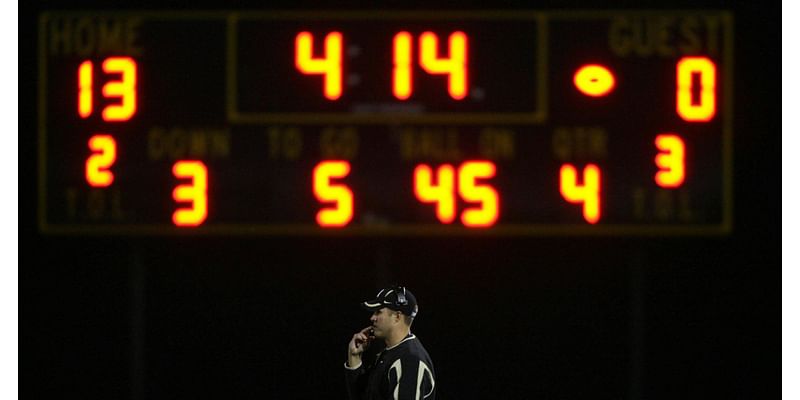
85;134;116;187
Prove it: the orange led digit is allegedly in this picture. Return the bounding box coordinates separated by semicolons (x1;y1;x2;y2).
85;134;116;187
458;161;499;227
296;32;343;100
655;134;686;188
414;164;456;224
393;32;413;100
676;56;716;122
78;61;93;118
559;164;601;224
172;161;208;227
101;57;137;122
313;161;354;227
419;31;468;100
574;64;615;97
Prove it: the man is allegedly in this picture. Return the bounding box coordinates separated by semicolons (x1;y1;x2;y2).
345;286;436;400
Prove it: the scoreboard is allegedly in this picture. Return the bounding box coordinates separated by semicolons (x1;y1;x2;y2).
37;10;733;235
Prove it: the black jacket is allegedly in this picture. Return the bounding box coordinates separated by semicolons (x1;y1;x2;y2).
345;334;436;400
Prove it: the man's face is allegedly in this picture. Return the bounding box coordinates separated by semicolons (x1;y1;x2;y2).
370;307;399;338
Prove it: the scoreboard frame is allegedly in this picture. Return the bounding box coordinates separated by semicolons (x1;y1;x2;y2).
37;10;734;236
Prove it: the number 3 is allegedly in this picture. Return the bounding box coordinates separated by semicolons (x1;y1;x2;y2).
172;161;208;227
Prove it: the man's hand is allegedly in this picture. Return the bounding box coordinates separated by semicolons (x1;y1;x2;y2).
347;326;374;368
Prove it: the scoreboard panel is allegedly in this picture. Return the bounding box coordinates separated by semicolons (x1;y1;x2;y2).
38;10;733;235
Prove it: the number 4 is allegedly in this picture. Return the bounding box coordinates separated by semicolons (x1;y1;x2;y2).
296;32;343;100
560;164;601;224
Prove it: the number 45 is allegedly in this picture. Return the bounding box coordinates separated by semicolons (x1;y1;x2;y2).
415;161;499;227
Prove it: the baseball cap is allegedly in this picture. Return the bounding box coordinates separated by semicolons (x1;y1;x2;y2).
361;286;418;318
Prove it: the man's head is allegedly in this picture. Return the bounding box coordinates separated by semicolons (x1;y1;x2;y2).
361;286;418;339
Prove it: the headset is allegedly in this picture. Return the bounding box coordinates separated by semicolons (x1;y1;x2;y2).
394;286;407;306
391;285;417;318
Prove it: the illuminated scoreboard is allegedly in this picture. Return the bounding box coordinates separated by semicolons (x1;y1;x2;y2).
38;10;733;235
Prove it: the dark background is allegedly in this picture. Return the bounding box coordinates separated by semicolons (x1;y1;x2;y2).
21;1;780;399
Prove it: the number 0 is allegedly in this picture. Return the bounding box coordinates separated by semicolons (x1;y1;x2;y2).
676;56;716;122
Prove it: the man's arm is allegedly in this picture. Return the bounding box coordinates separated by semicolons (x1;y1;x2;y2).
387;356;436;400
344;327;374;400
344;361;366;400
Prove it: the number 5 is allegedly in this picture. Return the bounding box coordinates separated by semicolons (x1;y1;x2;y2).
313;161;354;227
458;161;498;227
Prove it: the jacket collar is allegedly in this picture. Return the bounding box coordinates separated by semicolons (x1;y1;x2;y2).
385;333;416;351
